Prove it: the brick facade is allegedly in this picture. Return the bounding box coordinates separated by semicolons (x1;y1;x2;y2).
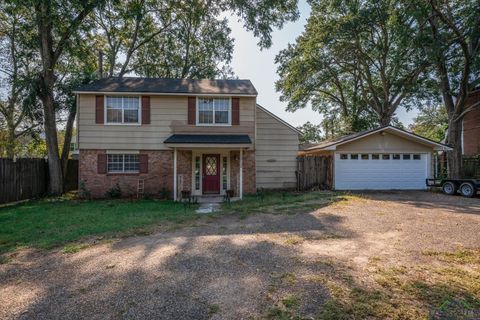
230;150;256;196
79;149;255;198
463;91;480;156
79;149;192;199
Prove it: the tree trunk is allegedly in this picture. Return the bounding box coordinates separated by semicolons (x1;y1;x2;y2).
36;2;62;195
446;117;463;179
61;102;77;183
379;114;390;126
41;90;64;195
6;126;16;158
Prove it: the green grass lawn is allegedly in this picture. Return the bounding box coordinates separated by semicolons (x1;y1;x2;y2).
0;198;198;255
221;190;344;217
0;190;343;257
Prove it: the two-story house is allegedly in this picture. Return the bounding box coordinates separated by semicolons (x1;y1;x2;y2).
73;77;300;199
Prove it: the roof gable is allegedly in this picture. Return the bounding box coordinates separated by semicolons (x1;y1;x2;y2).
256;104;301;135
73;77;258;96
305;126;452;152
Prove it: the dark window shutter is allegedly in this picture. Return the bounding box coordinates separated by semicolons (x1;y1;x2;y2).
188;97;196;124
232;98;240;125
98;154;107;174
141;96;150;124
95;95;104;124
139;154;148;173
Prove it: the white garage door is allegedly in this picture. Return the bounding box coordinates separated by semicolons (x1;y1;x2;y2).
334;152;428;190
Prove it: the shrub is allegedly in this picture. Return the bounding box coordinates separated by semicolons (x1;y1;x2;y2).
79;181;91;199
105;184;122;198
159;187;170;200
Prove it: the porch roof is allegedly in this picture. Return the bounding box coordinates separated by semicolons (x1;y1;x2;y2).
164;134;252;148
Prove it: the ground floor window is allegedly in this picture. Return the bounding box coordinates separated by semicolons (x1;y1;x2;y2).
107;154;139;173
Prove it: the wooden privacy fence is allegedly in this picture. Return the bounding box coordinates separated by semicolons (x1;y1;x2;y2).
0;158;79;204
296;156;332;191
0;158;48;204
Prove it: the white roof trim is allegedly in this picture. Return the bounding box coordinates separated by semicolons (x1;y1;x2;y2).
256;104;302;135
306;125;452;152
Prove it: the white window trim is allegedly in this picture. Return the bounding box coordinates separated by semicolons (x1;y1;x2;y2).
107;153;140;173
196;97;232;126
104;95;142;126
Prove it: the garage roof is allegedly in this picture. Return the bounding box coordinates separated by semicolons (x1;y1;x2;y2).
303;126;452;152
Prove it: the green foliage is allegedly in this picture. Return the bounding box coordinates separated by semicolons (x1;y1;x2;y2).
79;180;92;199
221;190;342;216
208;304;220;315
296;121;322;143
409;105;448;142
105;184;122;199
93;0;299;78
159;187;170;200
276;0;431;131
0;198;198;254
0;3;43;158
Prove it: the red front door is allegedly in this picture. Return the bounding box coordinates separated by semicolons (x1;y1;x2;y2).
202;154;220;194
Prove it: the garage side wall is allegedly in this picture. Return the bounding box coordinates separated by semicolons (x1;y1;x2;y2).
255;107;299;189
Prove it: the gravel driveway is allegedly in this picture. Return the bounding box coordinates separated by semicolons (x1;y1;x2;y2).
1;191;479;319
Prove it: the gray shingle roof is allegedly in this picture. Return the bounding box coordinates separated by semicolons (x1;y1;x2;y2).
74;77;258;95
164;134;252;144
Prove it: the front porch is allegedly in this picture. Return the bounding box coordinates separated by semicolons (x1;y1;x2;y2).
164;134;255;201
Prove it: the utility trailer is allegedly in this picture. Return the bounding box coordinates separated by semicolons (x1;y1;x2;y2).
426;178;480;198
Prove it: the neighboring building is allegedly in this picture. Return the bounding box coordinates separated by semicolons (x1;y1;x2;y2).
300;126;451;190
73;77;300;199
462;89;480;156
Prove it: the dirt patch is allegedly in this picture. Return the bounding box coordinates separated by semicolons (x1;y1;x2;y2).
0;191;479;319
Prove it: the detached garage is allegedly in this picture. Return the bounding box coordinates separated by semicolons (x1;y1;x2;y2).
301;126;451;190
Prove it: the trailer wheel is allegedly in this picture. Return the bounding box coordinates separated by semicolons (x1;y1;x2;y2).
442;181;457;195
459;182;476;198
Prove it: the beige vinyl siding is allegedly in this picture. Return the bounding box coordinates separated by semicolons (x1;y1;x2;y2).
78;94;255;150
255;107;299;189
171;97;255;137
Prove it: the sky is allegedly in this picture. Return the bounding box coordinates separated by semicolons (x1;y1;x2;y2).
226;0;417;128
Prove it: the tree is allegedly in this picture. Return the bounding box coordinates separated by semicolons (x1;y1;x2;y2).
276;0;429;132
94;0;298;78
0;4;41;158
8;0;299;195
409;105;448;141
297;122;322;143
411;0;480;178
9;0;101;194
92;0;176;77
131;1;235;78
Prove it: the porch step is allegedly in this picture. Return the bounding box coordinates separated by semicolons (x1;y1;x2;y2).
196;203;221;214
197;196;224;204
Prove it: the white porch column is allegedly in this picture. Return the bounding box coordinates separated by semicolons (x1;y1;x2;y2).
173;147;177;201
239;148;243;199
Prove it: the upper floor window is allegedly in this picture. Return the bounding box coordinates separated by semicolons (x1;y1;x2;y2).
197;98;230;125
106;96;140;124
